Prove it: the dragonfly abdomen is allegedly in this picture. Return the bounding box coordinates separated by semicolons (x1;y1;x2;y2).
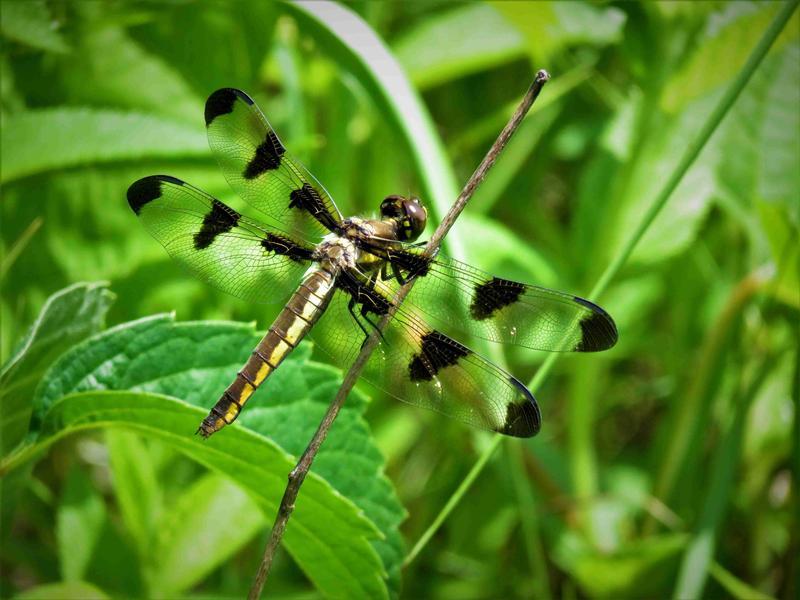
197;268;336;437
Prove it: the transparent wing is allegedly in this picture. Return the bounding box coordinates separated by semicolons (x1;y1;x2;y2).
127;175;313;304
310;280;541;438
205;88;343;242
363;244;618;352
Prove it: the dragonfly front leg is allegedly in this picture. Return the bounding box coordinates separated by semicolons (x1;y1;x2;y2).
347;294;371;346
358;275;388;346
381;261;408;285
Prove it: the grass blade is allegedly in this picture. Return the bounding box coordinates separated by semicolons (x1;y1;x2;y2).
673;355;774;599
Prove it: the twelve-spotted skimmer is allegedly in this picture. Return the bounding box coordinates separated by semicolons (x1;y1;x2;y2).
127;88;617;439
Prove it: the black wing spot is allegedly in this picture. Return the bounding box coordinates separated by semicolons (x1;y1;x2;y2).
261;234;314;263
409;330;471;382
572;296;619;351
127;175;184;215
289;183;340;231
194;200;240;250
205;88;254;126
470;277;525;321
243;131;285;179
496;377;541;437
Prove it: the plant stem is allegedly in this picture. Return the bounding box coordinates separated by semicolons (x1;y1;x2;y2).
403;0;799;567
248;70;552;600
651;268;770;522
673;349;775;599
507;440;552;600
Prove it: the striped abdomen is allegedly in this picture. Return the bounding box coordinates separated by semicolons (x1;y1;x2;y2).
197;268;336;437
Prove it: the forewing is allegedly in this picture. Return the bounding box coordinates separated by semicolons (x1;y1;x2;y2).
127;175;313;304
367;245;618;352
310;283;540;437
204;88;342;241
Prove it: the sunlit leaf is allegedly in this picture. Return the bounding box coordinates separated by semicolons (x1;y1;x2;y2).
148;473;266;596
553;532;688;598
493;1;626;64
0;282;114;455
17;314;402;599
13;581;109;600
458;213;558;288
0;109;206;183
56;466;106;582
0;0;69;53
106;430;162;563
59;24;202;123
661;2;799;113
393;3;525;89
757;44;800;214
608;92;719;265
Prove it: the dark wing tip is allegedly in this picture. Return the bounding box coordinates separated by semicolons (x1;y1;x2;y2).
205;87;254;126
498;377;541;437
572;296;619;352
127;175;177;215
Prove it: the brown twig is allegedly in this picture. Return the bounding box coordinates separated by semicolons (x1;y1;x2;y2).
248;69;551;600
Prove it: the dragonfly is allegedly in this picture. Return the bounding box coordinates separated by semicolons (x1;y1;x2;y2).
127;88;618;439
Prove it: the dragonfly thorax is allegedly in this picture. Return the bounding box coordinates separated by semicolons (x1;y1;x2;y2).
314;234;359;272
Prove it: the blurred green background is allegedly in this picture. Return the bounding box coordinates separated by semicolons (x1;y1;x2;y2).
1;1;798;599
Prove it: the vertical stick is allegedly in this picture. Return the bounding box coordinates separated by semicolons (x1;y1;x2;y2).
248;70;551;600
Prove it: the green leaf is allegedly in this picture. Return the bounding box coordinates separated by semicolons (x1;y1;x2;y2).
457;214;558;288
492;1;626;64
106;430;162;564
0;0;70;53
553;532;688;599
466;104;559;217
0;282;114;455
1;54;25;114
128;1;278;96
26;390;386;599
393;3;525;90
59;24;202;124
674;359;772;599
148;473;266;596
239;351;407;595
757;43;800;213
56;466;106;582
0;109;206;183
607;92;719;265
661;2;799;113
16;314;402;599
13;581;109;600
708;562;775;600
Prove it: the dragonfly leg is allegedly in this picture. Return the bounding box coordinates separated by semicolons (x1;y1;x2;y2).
383;261;407;285
359;274;388;346
347;295;371;343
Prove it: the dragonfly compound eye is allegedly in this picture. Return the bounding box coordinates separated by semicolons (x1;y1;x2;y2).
400;198;427;241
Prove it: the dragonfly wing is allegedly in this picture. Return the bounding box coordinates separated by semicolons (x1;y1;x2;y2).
127;175;314;304
365;244;618;352
205;88;343;242
309;273;541;437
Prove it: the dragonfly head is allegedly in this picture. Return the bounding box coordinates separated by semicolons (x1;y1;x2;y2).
380;195;427;242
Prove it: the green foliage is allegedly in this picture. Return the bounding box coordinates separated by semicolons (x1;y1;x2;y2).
0;0;69;53
1;1;798;599
1;109;206;183
6;311;401;598
0;282;114;455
